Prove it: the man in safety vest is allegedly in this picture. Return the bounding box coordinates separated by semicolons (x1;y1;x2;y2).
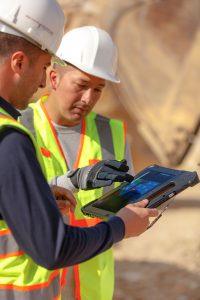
0;0;159;299
20;26;136;300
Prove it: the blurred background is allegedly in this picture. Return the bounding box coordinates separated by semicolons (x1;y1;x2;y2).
34;0;200;299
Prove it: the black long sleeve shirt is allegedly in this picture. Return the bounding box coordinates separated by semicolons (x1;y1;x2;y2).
0;97;125;270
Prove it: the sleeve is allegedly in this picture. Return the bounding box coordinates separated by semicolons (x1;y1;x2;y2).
0;129;125;269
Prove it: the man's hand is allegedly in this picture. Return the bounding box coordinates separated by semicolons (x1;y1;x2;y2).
117;199;159;238
67;159;134;190
51;185;76;215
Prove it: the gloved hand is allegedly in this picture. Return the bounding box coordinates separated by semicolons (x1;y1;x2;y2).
67;159;134;190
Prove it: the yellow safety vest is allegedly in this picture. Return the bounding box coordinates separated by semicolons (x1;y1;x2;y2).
0;107;62;300
20;96;126;300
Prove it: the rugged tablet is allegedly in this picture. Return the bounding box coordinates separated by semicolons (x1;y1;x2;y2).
81;164;199;220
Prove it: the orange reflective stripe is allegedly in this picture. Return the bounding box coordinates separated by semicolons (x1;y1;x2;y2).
0;270;60;291
60;268;67;288
72;218;102;227
0;116;17;121
70;213;102;227
0;250;24;259
0;229;11;236
74;119;86;169
74;265;81;300
40;101;66;162
89;159;100;165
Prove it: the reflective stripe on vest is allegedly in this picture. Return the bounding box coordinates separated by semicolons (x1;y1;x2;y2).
0;226;24;258
0;109;61;300
0;269;61;300
20;97;126;300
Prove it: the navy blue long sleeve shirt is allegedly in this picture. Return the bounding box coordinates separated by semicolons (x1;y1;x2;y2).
0;97;125;270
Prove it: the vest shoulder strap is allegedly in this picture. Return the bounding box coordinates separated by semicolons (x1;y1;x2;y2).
93;113;124;161
95;113;110;123
19;106;36;139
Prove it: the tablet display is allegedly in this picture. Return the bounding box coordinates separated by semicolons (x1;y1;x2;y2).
93;171;175;213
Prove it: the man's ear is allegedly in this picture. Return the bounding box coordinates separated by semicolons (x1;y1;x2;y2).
49;69;60;90
10;51;28;74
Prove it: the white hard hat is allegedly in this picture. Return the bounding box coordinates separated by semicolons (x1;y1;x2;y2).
0;0;65;55
56;26;120;83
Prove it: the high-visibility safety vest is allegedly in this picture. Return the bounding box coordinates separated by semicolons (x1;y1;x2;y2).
20;96;126;300
0;107;63;300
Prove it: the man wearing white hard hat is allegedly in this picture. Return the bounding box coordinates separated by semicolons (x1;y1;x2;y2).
0;0;158;298
21;26;137;300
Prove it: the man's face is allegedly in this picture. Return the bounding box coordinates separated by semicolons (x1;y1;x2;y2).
50;67;106;126
14;51;51;109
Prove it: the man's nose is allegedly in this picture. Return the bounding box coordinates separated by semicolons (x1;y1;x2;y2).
81;89;93;104
39;72;47;89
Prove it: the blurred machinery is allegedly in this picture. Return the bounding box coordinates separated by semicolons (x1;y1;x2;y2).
55;0;200;172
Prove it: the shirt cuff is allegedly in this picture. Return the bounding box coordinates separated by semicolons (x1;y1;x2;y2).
107;216;125;243
49;174;79;193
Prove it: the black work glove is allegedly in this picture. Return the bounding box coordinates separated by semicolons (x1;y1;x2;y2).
67;159;134;190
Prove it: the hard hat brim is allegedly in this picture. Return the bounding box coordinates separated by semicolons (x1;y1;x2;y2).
74;64;120;83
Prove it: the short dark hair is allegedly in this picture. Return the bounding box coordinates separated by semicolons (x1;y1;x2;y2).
0;32;40;59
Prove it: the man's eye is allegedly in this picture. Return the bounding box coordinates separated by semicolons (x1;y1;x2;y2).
77;84;87;89
95;88;102;93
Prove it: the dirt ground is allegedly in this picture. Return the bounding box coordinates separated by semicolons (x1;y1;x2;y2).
113;189;200;300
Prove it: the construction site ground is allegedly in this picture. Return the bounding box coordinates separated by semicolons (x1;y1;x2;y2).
113;188;200;300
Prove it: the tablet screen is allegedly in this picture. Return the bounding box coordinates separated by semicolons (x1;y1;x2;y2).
93;171;175;213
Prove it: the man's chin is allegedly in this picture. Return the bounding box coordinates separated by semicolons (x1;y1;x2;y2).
16;95;35;110
65;115;83;126
72;113;84;121
15;102;29;110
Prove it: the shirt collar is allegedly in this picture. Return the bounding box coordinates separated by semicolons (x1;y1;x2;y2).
0;96;21;120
